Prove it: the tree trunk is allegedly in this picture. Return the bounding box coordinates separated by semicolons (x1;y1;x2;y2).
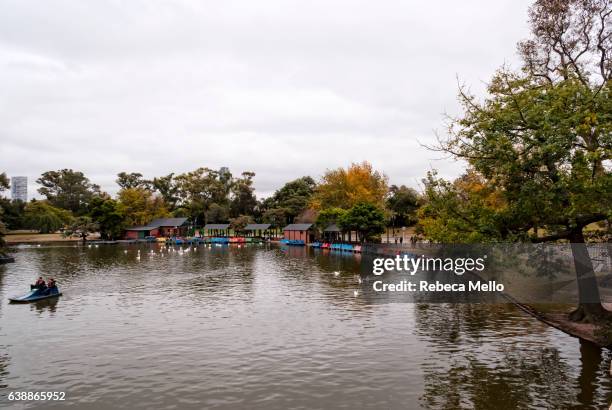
568;229;610;323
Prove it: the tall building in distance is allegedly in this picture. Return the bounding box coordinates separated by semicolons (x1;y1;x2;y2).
10;176;27;202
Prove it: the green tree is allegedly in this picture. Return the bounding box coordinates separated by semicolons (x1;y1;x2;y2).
312;162;388;210
230;172;257;218
418;171;508;243
315;207;346;230
339;202;386;242
262;207;287;229
63;216;99;242
89;197;125;240
0;173;10;254
264;176;316;224
427;0;612;322
174;168;228;225
37;169;100;214
0;173;8;191
386;185;420;226
23;201;73;234
151;173;179;211
230;215;254;234
117;188;169;227
116;172;150;190
0;198;26;230
205;203;229;223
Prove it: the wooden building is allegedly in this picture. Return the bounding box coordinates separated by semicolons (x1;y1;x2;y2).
283;223;314;244
244;223;271;238
124;218;189;239
203;223;230;237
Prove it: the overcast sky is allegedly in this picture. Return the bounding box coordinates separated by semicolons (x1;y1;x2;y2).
1;0;532;199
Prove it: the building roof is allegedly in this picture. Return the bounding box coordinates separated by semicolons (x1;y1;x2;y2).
244;223;271;230
283;223;313;231
125;217;188;231
125;225;157;231
149;217;189;227
324;224;341;232
203;223;230;230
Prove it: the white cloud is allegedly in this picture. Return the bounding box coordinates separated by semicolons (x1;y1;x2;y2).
0;0;532;198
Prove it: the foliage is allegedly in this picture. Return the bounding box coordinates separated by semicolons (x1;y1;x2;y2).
311;161;388;210
174;168;229;225
117;188;169;227
386;185;420;226
262;176;316;224
23;201;73;234
89;197;125;240
63;216;99;242
230;172;257;218
339;202;386;242
151;173;179;211
0;198;26;230
315;207;346;230
205;203;229;223
0;173;9;253
0;173;9;191
424;0;612;322
262;207;287;228
230;215;254;233
37;169;100;215
418;171;509;243
116;172;150;190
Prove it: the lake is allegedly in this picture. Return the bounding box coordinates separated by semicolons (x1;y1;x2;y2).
0;243;611;409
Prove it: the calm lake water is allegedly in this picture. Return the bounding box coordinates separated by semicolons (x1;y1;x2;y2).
0;243;611;409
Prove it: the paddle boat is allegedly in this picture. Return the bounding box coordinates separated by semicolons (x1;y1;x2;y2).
9;285;62;303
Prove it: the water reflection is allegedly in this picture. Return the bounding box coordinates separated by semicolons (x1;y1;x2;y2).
0;244;610;409
415;304;612;409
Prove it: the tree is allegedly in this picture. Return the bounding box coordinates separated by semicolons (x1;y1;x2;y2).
37;169;100;214
23;201;73;234
315;207;347;230
262;207;287;229
116;172;150;190
386;185;420;226
264;176;316;224
205;203;229;223
174;168;228;225
418;171;509;243
230;215;254;234
0;173;10;253
0;198;26;230
89;197;125;240
428;0;612;323
63;216;99;242
312;162;388;210
0;173;8;191
230;172;257;218
339;202;386;242
117;188;169;227
151;173;179;211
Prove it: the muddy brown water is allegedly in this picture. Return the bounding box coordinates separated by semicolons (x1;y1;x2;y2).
0;243;610;409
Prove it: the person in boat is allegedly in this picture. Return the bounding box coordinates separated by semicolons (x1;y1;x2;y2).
47;278;57;290
33;277;46;289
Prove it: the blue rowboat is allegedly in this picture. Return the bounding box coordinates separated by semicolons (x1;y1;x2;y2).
9;286;62;303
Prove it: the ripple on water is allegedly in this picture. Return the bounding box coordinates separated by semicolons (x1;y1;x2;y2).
0;245;610;409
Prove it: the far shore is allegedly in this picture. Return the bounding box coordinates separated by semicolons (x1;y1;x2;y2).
5;231;100;244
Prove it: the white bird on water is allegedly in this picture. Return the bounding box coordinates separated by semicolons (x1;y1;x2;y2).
333;271;340;277
358;277;363;284
353;290;359;297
